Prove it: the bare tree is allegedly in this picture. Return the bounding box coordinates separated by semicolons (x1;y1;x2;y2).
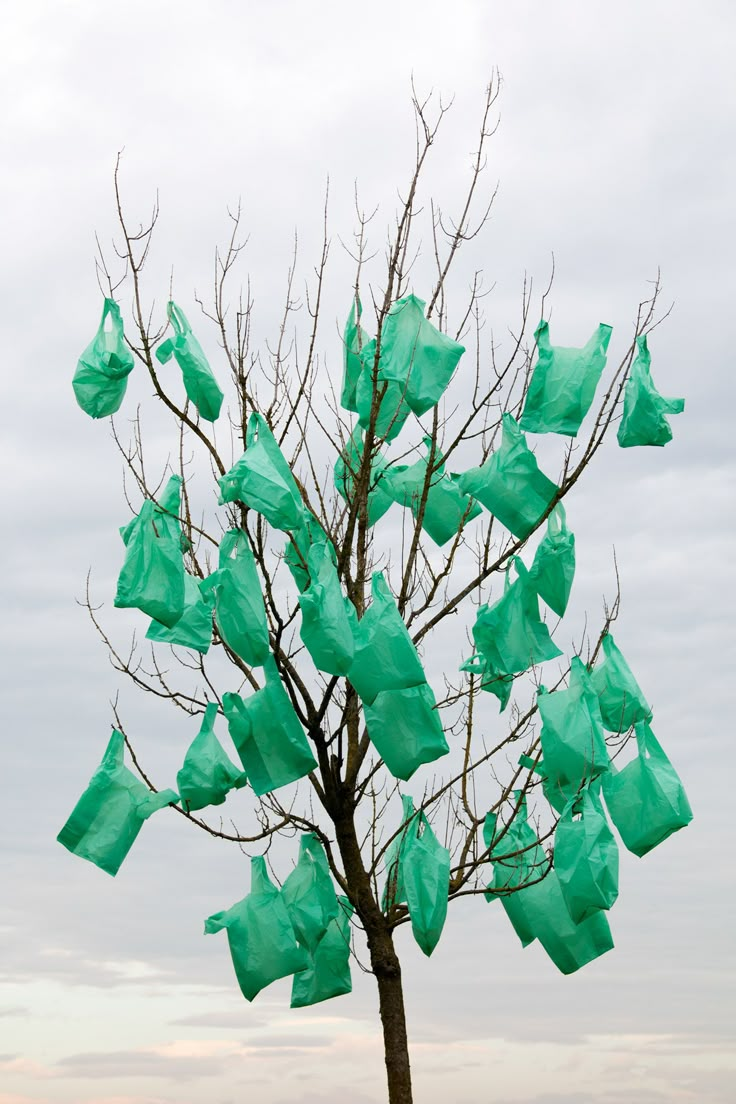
68;77;679;1104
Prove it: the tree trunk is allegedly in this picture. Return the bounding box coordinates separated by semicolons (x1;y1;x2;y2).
369;927;413;1104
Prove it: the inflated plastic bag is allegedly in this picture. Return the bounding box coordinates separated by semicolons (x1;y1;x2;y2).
146;572;214;654
218;413;305;531
222;655;317;796
176;703;246;812
520;320;612;437
364;683;449;781
602;721;692;857
114;498;186;627
457;414;559;539
554;782;619;923
341;299;370;412
291;896;353;1008
57;729;177;877
618;335;684;448
348;573;426;704
205;855;308;1002
538;657;610;790
155;301;223;422
380;437;482;546
73;298;135;419
282;834;340;952
382;795;450;955
334;428;394;527
460;654;514;712
298;540;357;675
529;503;576;618
472;559;562;676
203;529;269;667
590;633;652;733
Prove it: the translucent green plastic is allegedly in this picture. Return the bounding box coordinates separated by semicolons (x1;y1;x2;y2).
554;782;619;923
520;320;612;436
222;655;317;796
282;834;340;953
291;896;353;1008
176;703;246;812
364;682;449;781
380;437;482;547
471;559;562;676
146;572;214;654
57;729;177;877
334;428;394;527
73;298;135;419
218;413;305;531
382;795;450;956
529;503;576;618
602;722;692;857
457;414;559;539
205;855;308;1002
383;794;416;911
204;529;269;667
355;339;413;442
114;496;185;628
460;654;514;711
348;573;426;705
618;335;684;448
298;540;357;675
285;512;333;592
155;301;223;422
484;795;547;947
341;299;369;413
590;633;652;733
538;657;610;791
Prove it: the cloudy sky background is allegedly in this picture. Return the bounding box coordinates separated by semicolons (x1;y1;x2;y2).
1;1;735;1102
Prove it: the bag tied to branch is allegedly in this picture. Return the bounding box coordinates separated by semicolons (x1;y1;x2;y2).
538;657;610;791
176;703;247;812
298;539;357;675
73;298;135;419
340;298;370;413
617;334;684;448
282;834;340;953
520;319;612;437
203;529;269;667
471;558;562;676
155;301;223;422
382;795;451;956
290;896;354;1008
528;503;576;618
334;428;394;528
554;782;619;924
146;572;214;654
364;683;449;781
218;413;305;531
114;493;186;628
590;633;652;733
348;573;426;704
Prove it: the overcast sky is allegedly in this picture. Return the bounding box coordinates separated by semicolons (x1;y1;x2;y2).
1;2;735;1103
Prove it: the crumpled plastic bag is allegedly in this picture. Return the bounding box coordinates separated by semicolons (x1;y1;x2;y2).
282;834;340;953
73;298;135;419
176;703;247;812
618;334;684;448
155;301;223;422
590;633;652;733
538;657;610;791
364;682;449;781
602;721;692;857
298;539;357;675
379;437;482;546
222;655;317;796
520;319;612;437
202;529;269;667
340;299;370;413
471;558;562;676
285;512;333;592
334;428;394;528
57;729;177;876
114;492;186;628
528;503;576;618
484;796;547;947
218;413;305;531
457;414;559;539
382;795;450;956
146;572;214;654
554;782;619;923
205;855;308;1002
460;654;514;712
348;573;426;705
290;896;353;1008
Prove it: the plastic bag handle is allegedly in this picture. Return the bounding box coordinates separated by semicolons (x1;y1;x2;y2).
534;319;551;352
166;300;191;338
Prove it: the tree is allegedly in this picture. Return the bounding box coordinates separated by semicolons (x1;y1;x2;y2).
61;78;691;1104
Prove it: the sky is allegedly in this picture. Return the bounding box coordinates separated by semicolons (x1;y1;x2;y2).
1;1;735;1102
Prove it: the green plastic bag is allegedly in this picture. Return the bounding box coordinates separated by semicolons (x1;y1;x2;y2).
520;320;613;437
602;721;693;857
382;794;416;910
460;654;514;712
146;572;214;654
618;335;684;448
528;503;576;618
348;573;426;704
382;795;450;956
484;797;546;948
73;298;135;419
218;413;305;531
222;655;317;796
364;682;449;781
291;896;353;1008
538;657;610;790
379;437;482;547
57;729;177;877
298;540;357;675
204;855;308;1002
554;782;619;923
176;703;247;812
334;428;394;527
518;752;579;815
516;867;614;974
155;301;223;422
472;559;562;676
355;339;413;441
285;512;332;592
114;498;186;628
590;633;652;733
341;299;370;413
204;529;269;667
282;834;340;952
457;414;559;539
